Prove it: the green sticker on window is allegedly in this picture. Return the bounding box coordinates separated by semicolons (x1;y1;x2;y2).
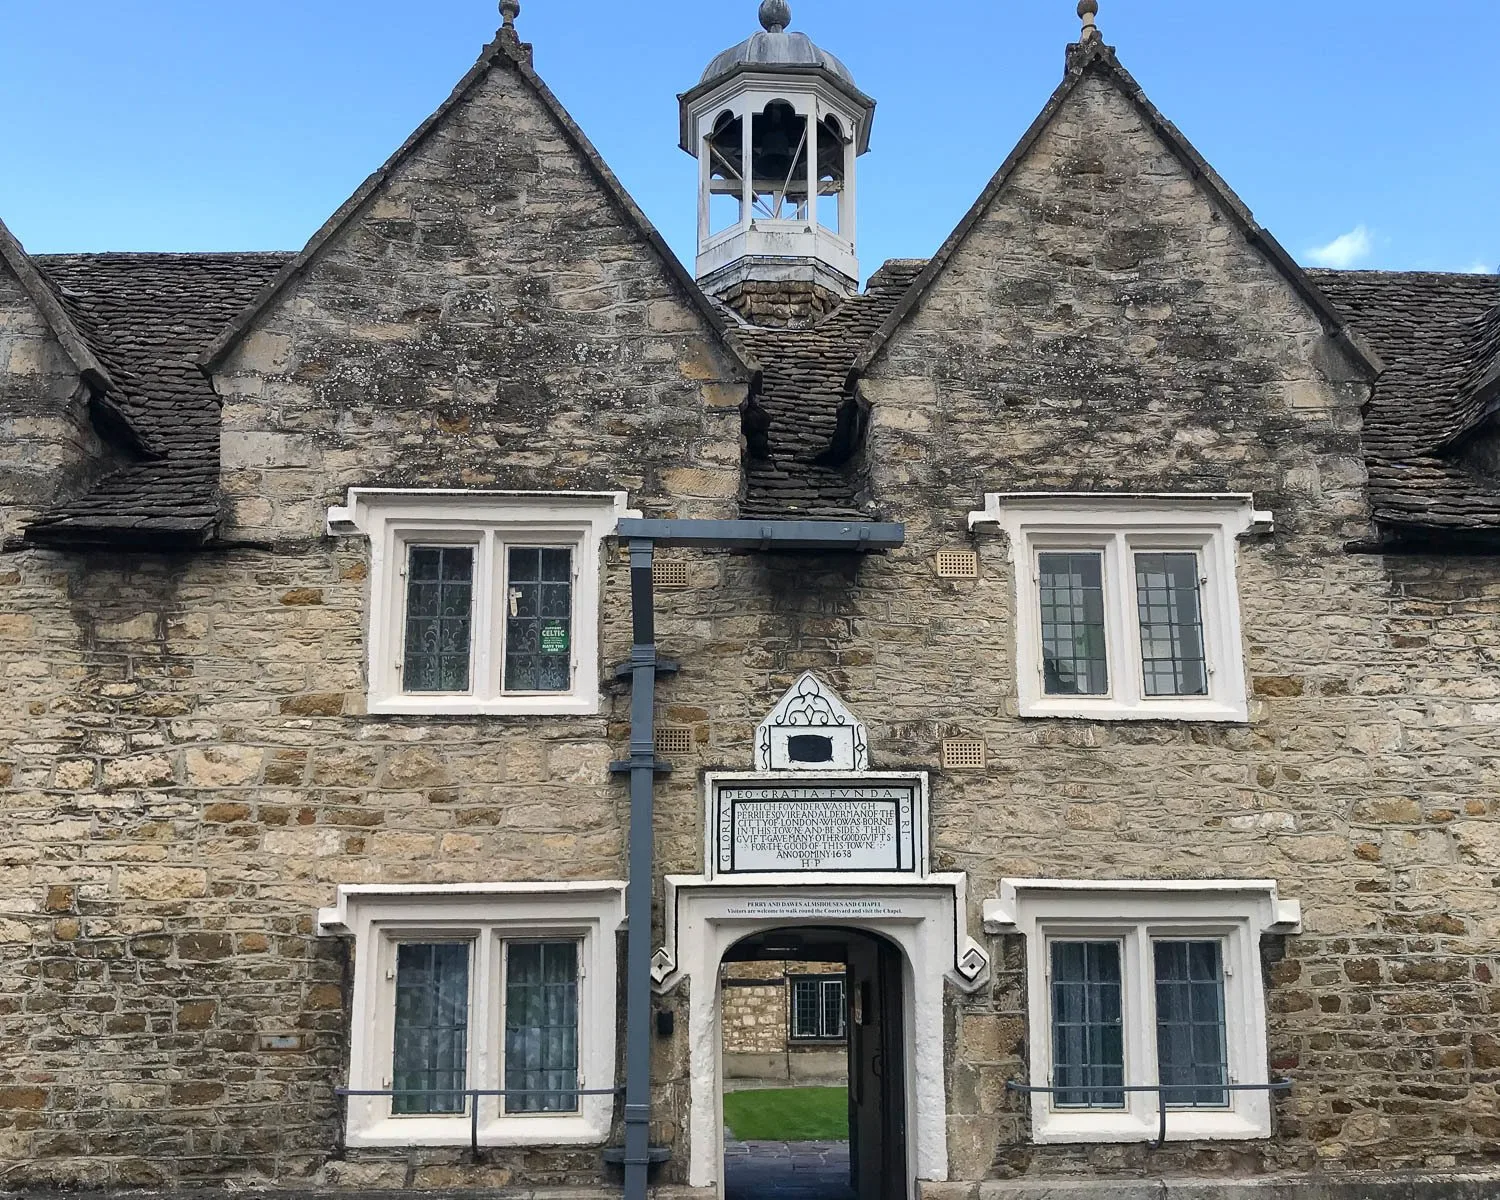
540;624;569;655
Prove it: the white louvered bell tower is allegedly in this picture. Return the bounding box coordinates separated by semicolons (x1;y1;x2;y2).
679;0;876;306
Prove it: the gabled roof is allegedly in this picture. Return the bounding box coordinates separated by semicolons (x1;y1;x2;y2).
0;215;162;459
25;253;291;546
734;260;925;519
202;32;756;381
850;38;1383;383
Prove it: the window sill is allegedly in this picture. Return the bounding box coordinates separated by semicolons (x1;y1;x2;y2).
1019;698;1248;723
1033;1109;1269;1144
367;693;601;718
347;1112;609;1148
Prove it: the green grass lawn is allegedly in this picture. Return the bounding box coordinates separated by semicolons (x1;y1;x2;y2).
723;1087;849;1141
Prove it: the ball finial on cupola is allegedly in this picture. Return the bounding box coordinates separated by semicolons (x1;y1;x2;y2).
759;0;792;33
1078;0;1100;40
500;0;521;32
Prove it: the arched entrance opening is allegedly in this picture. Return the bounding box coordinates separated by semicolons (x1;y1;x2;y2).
718;926;909;1200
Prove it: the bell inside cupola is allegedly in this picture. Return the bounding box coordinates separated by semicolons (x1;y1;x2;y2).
680;1;875;322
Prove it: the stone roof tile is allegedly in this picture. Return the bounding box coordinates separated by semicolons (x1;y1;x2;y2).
737;260;924;519
24;253;291;544
12;256;1500;544
1310;269;1500;536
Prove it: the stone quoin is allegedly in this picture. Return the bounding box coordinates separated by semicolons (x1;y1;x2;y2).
0;2;1498;1199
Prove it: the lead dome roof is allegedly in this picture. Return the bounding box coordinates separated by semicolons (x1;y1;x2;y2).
699;0;857;89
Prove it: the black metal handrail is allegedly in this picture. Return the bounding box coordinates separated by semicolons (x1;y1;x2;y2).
335;1086;624;1156
1005;1079;1293;1148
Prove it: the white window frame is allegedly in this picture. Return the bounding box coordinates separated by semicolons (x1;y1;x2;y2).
317;882;626;1148
984;879;1302;1145
968;494;1272;722
327;490;639;716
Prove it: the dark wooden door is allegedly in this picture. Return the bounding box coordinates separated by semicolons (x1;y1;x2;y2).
848;935;908;1200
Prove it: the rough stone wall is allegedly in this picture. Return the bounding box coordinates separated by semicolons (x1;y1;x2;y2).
212;50;745;544
722;986;786;1057
721;960;845;1056
710;279;845;329
0;270;105;541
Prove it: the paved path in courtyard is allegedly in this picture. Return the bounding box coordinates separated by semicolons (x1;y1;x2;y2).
724;1140;854;1200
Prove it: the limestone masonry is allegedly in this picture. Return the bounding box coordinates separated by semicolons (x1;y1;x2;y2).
0;4;1497;1200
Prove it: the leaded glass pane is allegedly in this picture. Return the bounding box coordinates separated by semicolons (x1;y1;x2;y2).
791;978;821;1040
403;546;474;693
503;547;574;694
1155;940;1229;1107
820;979;846;1040
1051;940;1124;1108
1134;552;1208;697
504;941;579;1113
1038;552;1108;696
392;942;470;1115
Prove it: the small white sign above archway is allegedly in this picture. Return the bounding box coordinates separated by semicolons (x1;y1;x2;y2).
755;672;868;771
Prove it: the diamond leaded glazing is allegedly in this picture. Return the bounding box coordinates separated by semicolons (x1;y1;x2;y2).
504;547;573;694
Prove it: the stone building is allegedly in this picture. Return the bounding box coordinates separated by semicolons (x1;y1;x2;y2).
721;960;848;1086
1;1;1498;1198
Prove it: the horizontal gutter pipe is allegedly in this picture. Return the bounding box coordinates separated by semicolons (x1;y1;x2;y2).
616;518;904;552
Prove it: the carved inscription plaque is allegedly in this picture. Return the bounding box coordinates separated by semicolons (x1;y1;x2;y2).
716;783;919;874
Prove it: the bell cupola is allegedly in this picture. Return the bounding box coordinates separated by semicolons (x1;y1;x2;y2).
679;0;876;320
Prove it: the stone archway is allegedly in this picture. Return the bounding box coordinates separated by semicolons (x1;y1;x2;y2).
651;875;989;1194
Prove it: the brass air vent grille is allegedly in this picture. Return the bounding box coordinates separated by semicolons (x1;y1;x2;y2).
942;738;988;771
652;560;690;590
655;727;694;757
935;550;979;579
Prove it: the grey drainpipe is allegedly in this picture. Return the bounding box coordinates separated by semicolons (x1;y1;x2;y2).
610;518;905;1200
622;537;660;1200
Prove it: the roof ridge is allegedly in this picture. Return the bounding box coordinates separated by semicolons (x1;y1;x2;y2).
1309;267;1500;284
200;34;757;380
34;251;297;261
848;40;1383;384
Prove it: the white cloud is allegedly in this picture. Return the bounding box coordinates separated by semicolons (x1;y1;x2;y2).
1462;259;1494;275
1306;225;1374;269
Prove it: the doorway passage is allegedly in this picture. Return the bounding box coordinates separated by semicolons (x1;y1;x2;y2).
720;927;908;1200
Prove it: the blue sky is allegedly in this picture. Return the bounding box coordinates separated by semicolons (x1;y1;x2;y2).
1;1;1493;278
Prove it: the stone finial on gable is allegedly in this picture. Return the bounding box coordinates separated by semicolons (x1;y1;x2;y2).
500;0;521;38
1078;0;1100;42
755;672;869;771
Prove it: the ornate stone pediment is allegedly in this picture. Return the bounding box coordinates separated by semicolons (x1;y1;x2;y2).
755;672;868;771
